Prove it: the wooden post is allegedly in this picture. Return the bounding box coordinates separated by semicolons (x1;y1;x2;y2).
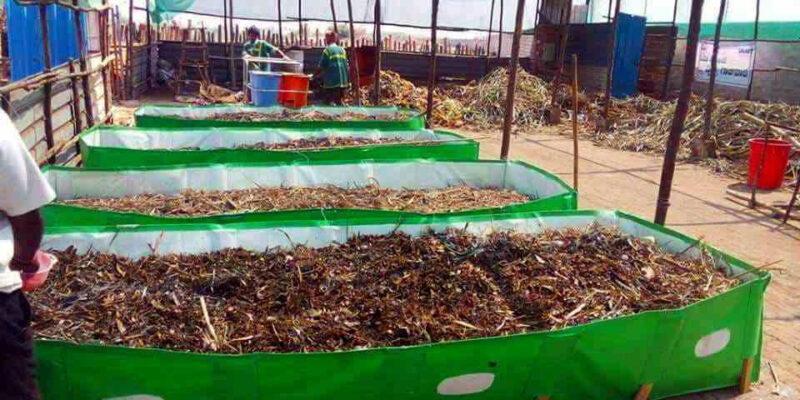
499;0;526;160
745;0;760;100
739;358;754;393
634;383;654;400
497;0;503;61
425;0;440;128
572;53;579;191
277;0;284;48
72;0;95;127
701;0;726;159
661;0;679;99
602;0;621;119
486;0;495;71
145;0;152;89
39;4;55;164
654;0;705;225
229;0;235;88
347;0;360;105
100;0;112;117
533;0;540;26
373;0;382;102
128;0;134;99
298;0;303;45
68;60;83;136
330;0;338;33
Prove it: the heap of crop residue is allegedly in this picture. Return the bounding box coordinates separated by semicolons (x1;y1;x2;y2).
590;96;800;181
233;137;408;150
204;110;411;122
347;68;551;129
32;225;738;353
60;185;533;216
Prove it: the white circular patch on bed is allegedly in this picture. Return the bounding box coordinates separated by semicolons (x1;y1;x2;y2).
436;373;495;395
694;328;731;358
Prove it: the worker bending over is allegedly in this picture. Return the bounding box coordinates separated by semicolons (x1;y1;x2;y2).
314;32;350;105
0;109;56;400
243;25;290;71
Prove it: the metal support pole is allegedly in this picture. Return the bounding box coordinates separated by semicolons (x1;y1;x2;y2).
497;0;504;61
277;0;284;48
701;0;726;159
425;0;440;128
330;0;338;33
654;0;706;225
602;0;621;119
298;0;303;45
145;0;151;88
100;0;111;117
127;0;134;99
373;0;382;102
72;0;94;127
39;4;55;164
661;0;679;99
229;0;235;88
745;0;760;100
499;0;526;160
347;0;360;105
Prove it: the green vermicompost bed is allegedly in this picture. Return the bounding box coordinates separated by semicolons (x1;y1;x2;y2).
134;104;426;130
78;125;479;168
36;210;768;400
41;159;577;227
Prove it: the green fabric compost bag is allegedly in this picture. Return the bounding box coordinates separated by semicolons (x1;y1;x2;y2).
134;104;426;130
78;126;479;168
41;159;577;227
35;210;769;400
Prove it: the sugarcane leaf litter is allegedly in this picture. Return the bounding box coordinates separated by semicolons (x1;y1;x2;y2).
31;225;738;354
60;185;535;216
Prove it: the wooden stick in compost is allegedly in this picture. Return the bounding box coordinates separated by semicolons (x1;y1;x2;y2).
499;0;526;160
654;0;705;225
425;0;439;128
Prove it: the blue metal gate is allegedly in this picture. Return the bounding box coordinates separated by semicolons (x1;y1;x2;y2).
611;13;647;98
6;0;86;81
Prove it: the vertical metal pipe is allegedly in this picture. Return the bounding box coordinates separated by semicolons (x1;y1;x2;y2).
602;0;621;119
298;0;303;44
654;0;706;225
745;0;760;100
39;4;55;164
486;0;495;70
229;0;235;87
347;0;360;105
128;0;134;99
499;0;526;160
661;0;679;99
330;0;338;33
145;0;152;88
497;0;504;61
425;0;440;128
701;0;726;158
72;0;94;127
278;0;284;48
373;0;382;102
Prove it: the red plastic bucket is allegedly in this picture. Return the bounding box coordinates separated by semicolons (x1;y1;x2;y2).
748;138;791;190
278;73;310;108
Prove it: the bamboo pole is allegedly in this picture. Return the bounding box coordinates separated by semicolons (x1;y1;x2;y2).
145;0;151;89
425;0;440;129
68;60;82;136
39;4;55;164
373;0;382;102
661;0;679;99
497;0;503;61
486;0;495;71
72;0;94;127
654;0;706;225
572;53;579;191
100;0;111;115
602;0;621;119
739;358;754;393
128;0;133;99
745;0;760;100
347;0;360;105
277;0;284;48
701;0;727;159
330;0;338;33
499;0;525;160
298;0;303;44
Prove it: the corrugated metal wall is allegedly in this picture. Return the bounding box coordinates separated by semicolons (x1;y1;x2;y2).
6;0;87;81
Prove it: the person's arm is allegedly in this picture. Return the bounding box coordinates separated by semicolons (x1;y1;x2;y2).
8;210;43;273
313;48;329;80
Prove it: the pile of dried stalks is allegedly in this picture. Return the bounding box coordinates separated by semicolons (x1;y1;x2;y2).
61;185;533;216
32;225;737;353
233;137;407;151
591;96;800;181
204;110;412;122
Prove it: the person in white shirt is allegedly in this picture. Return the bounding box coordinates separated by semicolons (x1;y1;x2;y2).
0;109;55;400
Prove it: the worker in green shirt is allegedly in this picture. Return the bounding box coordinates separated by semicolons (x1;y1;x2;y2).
243;25;289;72
314;32;350;105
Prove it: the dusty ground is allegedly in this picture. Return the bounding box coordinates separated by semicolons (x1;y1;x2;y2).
112;94;799;399
456;126;800;400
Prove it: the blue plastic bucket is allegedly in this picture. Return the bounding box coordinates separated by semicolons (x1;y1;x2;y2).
250;71;281;106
